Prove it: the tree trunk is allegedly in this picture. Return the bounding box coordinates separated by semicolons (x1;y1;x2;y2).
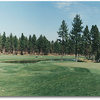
75;44;78;62
21;51;23;55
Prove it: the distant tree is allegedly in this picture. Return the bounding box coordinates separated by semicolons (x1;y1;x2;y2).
17;38;20;53
13;36;18;55
42;36;50;55
31;34;37;53
9;33;14;53
20;33;25;55
37;35;43;54
5;37;10;53
28;35;32;54
53;40;61;54
37;35;50;55
0;34;2;53
24;37;28;54
57;20;68;58
70;14;83;61
2;32;6;53
50;41;54;54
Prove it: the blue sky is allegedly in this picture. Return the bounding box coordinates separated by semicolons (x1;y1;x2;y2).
0;1;100;41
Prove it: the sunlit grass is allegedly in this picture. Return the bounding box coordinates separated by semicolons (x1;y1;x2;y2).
0;55;100;96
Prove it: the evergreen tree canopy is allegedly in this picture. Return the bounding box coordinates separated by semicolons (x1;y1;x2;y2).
20;33;25;55
57;20;69;55
70;14;83;61
2;32;6;50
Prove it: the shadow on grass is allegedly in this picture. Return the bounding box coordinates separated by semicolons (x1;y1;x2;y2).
1;58;75;63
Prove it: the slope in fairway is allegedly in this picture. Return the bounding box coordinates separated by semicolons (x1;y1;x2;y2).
0;55;100;96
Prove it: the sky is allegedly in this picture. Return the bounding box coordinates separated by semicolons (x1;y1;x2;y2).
0;1;100;41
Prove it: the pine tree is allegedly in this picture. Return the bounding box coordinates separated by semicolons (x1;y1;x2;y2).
24;37;28;54
42;36;50;55
57;20;68;57
83;25;92;59
0;34;2;53
37;35;43;54
31;34;37;54
50;41;54;54
13;36;18;55
28;35;32;54
91;25;100;62
2;32;6;53
5;37;10;53
20;33;25;55
37;35;50;55
9;33;14;53
53;40;61;54
68;34;75;54
70;14;83;61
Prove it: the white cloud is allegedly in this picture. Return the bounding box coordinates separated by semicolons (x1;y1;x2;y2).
55;2;73;9
55;1;79;10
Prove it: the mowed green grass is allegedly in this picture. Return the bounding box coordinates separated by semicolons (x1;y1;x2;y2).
0;55;100;96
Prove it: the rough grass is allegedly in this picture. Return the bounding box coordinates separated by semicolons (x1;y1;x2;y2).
0;55;74;61
0;55;100;96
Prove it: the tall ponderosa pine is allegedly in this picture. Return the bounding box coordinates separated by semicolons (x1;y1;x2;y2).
57;20;68;56
71;14;83;61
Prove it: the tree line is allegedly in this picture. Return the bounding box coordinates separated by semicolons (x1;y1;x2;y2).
0;33;51;55
57;14;100;62
0;14;100;62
